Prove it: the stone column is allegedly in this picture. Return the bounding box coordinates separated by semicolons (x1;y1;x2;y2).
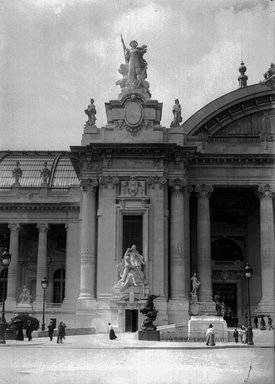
258;185;275;314
62;221;80;309
168;178;189;324
6;223;20;306
77;178;98;309
35;223;49;303
195;184;215;311
169;178;186;299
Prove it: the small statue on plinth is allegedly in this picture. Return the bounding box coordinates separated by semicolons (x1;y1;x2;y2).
170;99;182;127
140;294;160;331
190;273;200;295
85;98;97;126
260;63;275;88
214;292;225;316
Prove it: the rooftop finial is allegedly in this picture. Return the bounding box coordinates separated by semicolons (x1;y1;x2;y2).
238;61;248;88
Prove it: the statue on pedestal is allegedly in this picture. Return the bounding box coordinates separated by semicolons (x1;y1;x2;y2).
190;273;200;295
116;35;150;98
140;294;159;331
115;245;145;291
214;292;225;316
170;99;182;127
85;98;97;126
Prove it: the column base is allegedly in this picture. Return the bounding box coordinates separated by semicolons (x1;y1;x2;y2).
76;295;97;312
168;298;189;324
257;298;275;316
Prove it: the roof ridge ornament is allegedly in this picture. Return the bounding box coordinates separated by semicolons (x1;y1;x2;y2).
238;61;248;88
260;63;275;88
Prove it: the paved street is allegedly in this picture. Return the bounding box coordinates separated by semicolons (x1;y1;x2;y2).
0;334;274;384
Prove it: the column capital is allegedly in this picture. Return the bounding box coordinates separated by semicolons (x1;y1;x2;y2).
147;176;167;189
169;177;187;192
37;223;49;232
8;223;20;232
80;178;98;192
258;184;274;199
195;184;213;198
99;176;119;188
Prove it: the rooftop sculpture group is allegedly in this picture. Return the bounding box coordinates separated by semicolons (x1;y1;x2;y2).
116;35;151;98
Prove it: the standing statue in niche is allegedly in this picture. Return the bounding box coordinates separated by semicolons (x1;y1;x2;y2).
115;245;145;290
116;35;150;97
140;294;160;331
85;98;97;126
190;273;200;295
170;99;182;127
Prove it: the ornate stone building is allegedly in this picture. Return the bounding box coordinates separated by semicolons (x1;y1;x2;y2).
0;59;274;332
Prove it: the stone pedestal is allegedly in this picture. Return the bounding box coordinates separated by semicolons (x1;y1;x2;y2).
189;293;200;316
138;330;160;341
188;316;228;341
16;303;33;314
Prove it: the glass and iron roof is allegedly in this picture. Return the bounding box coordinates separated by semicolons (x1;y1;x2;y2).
0;151;79;189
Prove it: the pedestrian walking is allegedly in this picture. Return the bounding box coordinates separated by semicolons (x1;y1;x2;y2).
253;315;258;328
267;316;274;330
205;323;215;346
16;320;24;341
233;328;239;343
57;321;66;344
26;320;33;341
48;320;55;341
239;325;246;343
108;323;117;340
260;316;266;330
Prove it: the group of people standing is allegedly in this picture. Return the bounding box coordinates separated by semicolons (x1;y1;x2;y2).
15;319;33;341
48;320;66;343
253;315;273;330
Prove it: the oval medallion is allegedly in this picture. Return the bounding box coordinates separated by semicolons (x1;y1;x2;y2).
124;101;143;127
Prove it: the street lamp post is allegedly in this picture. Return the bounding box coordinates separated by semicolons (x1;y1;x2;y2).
0;249;12;344
244;263;254;345
41;277;48;331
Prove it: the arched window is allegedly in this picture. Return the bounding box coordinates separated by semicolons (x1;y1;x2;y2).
211;238;243;262
0;268;8;302
53;268;65;303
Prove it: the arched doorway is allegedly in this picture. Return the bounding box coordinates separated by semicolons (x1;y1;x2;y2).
211;238;243;327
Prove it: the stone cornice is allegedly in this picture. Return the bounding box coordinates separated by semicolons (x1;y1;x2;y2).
69;144;197;176
0;203;79;211
191;154;275;165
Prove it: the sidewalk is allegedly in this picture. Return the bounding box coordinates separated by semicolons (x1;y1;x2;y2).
3;332;274;349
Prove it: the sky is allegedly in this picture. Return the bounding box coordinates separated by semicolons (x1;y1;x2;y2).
0;0;274;151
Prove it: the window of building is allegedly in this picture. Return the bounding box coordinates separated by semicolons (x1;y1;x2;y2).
123;215;143;254
0;268;8;302
53;268;65;303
